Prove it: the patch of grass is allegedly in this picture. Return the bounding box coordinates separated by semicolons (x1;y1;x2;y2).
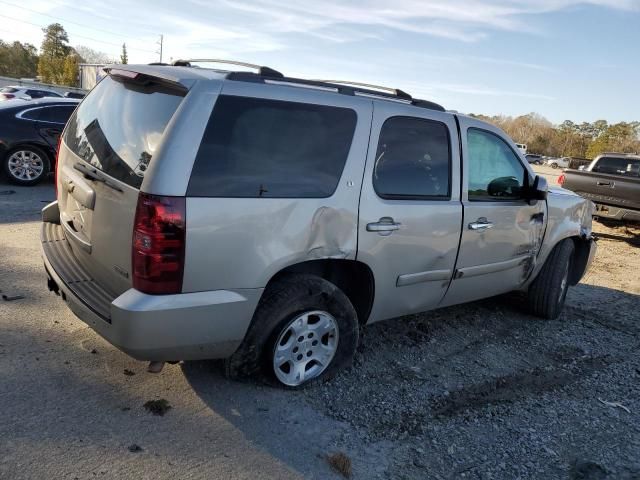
327;452;352;479
143;399;172;416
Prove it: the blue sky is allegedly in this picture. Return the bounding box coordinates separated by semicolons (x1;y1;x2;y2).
1;0;639;124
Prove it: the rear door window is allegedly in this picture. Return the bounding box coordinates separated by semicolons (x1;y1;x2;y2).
373;116;451;199
63;76;184;189
187;95;357;198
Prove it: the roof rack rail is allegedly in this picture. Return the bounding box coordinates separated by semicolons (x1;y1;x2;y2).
311;80;412;101
171;58;284;78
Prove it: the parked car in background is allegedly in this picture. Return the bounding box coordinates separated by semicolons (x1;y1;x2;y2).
0;98;79;185
559;153;640;222
525;154;543;165
547;157;570;169
0;86;63;101
41;63;596;388
63;91;86;99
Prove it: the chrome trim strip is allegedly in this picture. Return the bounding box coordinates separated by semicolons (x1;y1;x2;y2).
455;254;530;279
397;269;452;287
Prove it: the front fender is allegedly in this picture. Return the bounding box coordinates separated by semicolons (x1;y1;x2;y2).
524;188;595;288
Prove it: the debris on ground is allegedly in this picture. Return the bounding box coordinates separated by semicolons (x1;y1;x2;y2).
2;294;25;301
598;398;631;414
90;349;97;354
123;369;135;376
326;452;352;479
143;399;172;416
128;444;143;453
147;361;165;373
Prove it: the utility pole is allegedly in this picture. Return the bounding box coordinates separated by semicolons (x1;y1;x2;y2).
157;34;164;63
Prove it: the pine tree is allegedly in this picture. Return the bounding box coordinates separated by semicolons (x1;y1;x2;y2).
120;43;128;64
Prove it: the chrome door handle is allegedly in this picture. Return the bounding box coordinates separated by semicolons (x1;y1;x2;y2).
367;217;400;236
468;218;493;231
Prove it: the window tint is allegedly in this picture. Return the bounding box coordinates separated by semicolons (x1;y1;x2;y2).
373;116;450;199
467;128;527;201
594;157;640;176
39;106;75;124
188;95;357;198
63;76;184;189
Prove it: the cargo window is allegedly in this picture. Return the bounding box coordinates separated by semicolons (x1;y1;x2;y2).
187;95;357;198
63;76;184;189
467;128;527;201
373;116;451;199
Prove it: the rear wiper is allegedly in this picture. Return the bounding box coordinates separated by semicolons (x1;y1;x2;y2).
73;162;123;192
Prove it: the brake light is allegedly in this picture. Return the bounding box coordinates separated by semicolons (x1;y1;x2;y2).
54;136;62;197
557;174;565;185
1;93;15;99
132;193;186;294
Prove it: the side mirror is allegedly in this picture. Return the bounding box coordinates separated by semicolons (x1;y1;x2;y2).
526;175;548;204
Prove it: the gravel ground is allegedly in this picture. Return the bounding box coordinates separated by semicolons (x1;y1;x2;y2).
0;177;638;479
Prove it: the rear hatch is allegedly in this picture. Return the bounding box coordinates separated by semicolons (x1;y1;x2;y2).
56;70;186;297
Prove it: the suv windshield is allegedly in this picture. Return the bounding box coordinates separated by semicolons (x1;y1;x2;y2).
63;76;184;189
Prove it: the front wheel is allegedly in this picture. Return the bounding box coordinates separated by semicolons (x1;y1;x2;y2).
526;239;574;319
551;163;558;169
225;274;359;388
3;146;50;185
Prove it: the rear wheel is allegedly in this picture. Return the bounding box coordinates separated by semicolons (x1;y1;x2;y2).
551;162;558;169
526;239;574;319
3;146;50;185
225;274;359;388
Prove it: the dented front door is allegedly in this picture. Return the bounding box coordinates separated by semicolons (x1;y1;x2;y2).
439;116;546;307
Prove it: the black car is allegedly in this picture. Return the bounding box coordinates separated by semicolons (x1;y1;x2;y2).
0;98;79;185
525;154;543;165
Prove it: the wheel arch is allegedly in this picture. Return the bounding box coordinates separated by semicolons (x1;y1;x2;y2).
265;259;375;325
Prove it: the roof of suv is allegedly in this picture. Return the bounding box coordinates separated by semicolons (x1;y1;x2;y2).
110;63;446;112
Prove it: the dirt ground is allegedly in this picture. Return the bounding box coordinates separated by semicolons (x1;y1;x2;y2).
0;178;638;479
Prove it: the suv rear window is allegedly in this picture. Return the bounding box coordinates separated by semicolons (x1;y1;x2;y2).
187;95;357;198
63;76;184;189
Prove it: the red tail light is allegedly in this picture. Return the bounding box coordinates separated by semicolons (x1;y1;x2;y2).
132;193;186;294
557;174;565;185
1;93;15;99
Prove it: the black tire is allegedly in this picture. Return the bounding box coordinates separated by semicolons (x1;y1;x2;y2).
526;239;574;319
225;274;359;388
3;145;51;186
551;163;558;169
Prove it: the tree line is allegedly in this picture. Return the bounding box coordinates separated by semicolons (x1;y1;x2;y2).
470;113;639;160
0;23;128;87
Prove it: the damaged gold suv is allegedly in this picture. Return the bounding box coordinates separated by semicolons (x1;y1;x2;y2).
41;61;596;388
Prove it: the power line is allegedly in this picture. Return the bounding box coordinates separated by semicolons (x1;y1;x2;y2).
0;13;157;54
0;0;156;42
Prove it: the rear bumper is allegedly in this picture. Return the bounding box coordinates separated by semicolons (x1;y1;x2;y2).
41;202;261;361
593;203;640;222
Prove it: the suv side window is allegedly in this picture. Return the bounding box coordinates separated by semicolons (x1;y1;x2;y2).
188;95;357;198
467;128;527;201
373;116;450;199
